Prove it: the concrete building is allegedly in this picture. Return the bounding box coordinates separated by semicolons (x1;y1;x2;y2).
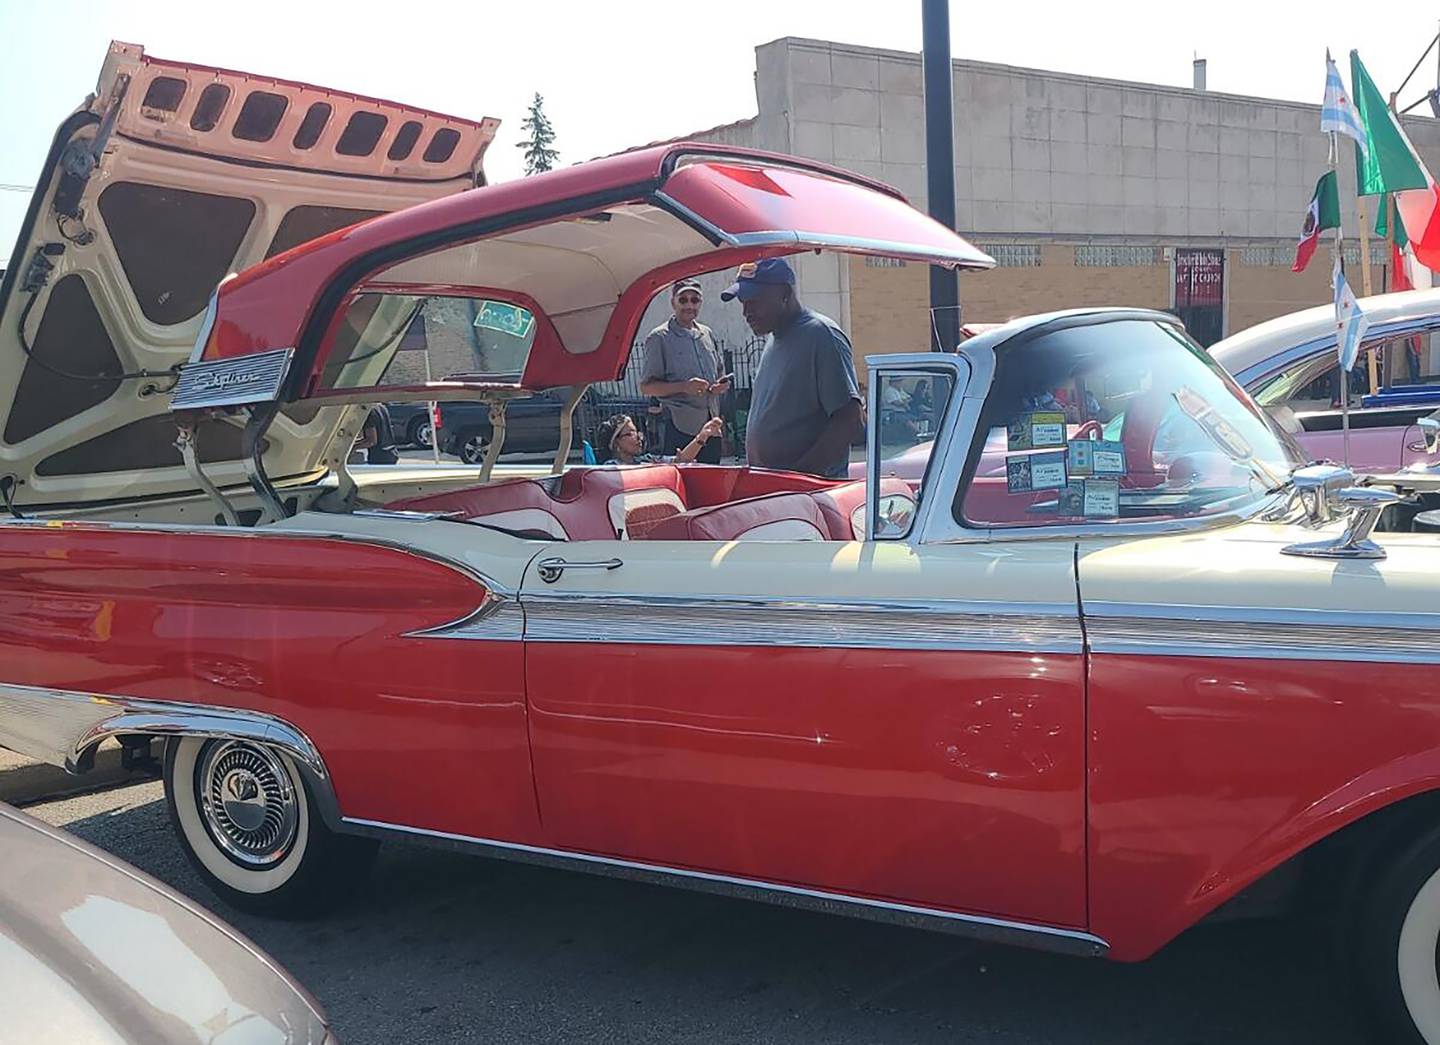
619;37;1440;381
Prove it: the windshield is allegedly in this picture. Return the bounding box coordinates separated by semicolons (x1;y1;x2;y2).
957;317;1301;528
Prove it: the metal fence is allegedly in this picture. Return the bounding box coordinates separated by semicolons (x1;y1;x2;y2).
592;336;767;400
585;335;768;453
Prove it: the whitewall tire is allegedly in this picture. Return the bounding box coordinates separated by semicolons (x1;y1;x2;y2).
163;736;376;917
1356;828;1440;1044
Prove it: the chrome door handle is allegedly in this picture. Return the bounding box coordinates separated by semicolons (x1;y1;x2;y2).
535;557;623;583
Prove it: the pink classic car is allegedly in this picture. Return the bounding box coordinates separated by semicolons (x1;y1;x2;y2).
1210;287;1440;474
12;41;1440;1045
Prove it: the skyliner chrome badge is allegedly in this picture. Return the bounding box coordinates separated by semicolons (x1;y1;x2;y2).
171;348;295;410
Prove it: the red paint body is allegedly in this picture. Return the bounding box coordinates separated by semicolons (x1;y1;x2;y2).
1088;653;1440;960
524;643;1087;927
6;521;1440;960
0;524;540;843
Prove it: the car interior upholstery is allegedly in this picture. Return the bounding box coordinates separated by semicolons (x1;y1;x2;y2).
386;465;909;542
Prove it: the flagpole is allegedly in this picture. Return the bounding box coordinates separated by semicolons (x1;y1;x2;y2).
1331;129;1352;466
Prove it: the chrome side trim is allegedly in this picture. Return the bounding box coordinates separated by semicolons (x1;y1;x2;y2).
650;191;734;246
727;230;995;269
171;347;294;410
341;816;1108;957
520;593;1082;653
405;592;526;641
0;682;340;826
1085;602;1440;664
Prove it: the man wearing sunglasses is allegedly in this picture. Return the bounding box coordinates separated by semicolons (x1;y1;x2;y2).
639;279;730;464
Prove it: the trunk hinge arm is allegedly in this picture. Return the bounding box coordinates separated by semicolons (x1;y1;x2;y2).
551;384;589;475
175;420;240;526
479;400;509;483
241;404;289;523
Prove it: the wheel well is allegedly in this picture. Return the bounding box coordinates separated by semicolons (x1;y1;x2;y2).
1206;789;1440;924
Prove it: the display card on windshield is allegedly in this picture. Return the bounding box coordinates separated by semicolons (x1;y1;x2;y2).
1007;412;1067;451
1067;439;1127;477
1007;451;1067;492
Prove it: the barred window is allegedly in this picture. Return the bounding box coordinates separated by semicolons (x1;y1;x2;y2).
1342;244;1391;267
1074;245;1158;267
1241;246;1288;266
977;244;1042;267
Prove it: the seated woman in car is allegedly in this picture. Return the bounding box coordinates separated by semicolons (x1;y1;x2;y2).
595;413;723;465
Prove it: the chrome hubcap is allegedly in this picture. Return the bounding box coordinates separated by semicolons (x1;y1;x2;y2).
198;741;299;867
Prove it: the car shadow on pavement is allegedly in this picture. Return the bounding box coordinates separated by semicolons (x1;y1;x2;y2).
56;790;1368;1045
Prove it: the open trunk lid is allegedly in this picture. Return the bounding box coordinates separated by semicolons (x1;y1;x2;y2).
0;40;497;511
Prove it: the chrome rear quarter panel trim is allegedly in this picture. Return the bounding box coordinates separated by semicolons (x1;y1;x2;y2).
0;683;340;825
343;816;1108;958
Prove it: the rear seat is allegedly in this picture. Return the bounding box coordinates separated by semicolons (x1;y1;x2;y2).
637;491;829;542
387;464;688;540
391;467;910;543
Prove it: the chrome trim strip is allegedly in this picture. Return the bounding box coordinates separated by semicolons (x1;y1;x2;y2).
1085;602;1440;663
520;593;1082;653
650;191;735;246
728;230;995;269
340;816;1108;957
405;593;526;641
0;682;340;826
171;347;294;410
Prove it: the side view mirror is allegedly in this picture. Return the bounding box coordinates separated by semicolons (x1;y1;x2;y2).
1290;464;1354;525
1420;413;1440;455
1283;485;1401;561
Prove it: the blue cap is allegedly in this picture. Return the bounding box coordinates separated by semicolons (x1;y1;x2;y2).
720;258;796;302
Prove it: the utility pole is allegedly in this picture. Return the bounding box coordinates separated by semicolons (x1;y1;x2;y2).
921;0;960;352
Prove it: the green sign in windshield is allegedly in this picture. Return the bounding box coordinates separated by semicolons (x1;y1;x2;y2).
474;300;535;339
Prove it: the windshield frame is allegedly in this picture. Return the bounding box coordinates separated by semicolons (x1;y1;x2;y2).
907;310;1300;545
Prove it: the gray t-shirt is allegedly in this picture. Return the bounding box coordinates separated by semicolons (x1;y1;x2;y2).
639;317;720;436
744;308;860;477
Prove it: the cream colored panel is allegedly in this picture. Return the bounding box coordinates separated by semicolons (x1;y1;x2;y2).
1079;522;1440;618
519;537;1080;652
271;510;549;595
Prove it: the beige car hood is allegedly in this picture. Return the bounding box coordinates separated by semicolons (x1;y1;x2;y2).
0;40;497;512
0;802;329;1043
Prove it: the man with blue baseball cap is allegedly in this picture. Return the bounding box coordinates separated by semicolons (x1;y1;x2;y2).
723;258;862;477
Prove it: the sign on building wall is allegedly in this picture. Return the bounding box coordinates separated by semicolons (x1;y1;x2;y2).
1173;248;1226;347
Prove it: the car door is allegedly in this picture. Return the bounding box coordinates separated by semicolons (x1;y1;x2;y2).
518;535;1087;929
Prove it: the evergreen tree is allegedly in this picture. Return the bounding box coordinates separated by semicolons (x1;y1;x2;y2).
517;93;559;175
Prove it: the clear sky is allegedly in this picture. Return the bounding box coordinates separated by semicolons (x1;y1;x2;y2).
3;0;1439;265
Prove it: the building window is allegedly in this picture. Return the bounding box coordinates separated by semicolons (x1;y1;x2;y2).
1074;245;1158;267
1342;244;1391;267
1241;246;1287;266
977;244;1042;267
863;257;908;268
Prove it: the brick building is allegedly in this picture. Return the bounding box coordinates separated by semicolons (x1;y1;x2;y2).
616;37;1440;384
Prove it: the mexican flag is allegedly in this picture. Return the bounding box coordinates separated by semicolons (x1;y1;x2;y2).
1351;51;1440;270
1293;171;1340;273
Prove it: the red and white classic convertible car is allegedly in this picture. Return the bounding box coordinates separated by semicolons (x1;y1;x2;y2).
7;42;1440;1045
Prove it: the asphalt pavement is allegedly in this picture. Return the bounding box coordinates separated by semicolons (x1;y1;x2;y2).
29;782;1371;1045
